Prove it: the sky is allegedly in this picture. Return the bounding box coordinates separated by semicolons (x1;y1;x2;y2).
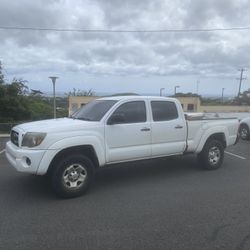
1;0;250;97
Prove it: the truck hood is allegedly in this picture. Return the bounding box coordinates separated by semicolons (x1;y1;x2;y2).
14;118;100;133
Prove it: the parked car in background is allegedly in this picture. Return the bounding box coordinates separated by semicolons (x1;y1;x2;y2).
239;117;250;140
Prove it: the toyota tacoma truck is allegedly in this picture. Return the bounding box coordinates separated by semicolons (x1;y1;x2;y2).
6;96;239;198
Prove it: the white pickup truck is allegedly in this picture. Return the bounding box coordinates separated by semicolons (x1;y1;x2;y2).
6;96;239;198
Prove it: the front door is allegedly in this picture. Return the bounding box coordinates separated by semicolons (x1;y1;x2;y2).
105;100;151;163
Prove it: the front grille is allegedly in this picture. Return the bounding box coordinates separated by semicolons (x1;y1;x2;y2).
11;130;19;147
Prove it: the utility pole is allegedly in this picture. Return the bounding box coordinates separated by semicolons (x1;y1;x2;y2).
237;68;246;97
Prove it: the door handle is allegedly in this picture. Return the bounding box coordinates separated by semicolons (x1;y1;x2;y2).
141;127;151;132
175;125;183;129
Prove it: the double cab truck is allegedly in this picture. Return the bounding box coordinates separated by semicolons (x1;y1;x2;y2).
6;96;239;198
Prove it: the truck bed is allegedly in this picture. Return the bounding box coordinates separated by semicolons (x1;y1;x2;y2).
185;115;239;153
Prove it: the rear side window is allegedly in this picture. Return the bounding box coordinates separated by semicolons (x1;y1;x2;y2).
111;101;146;123
151;101;178;121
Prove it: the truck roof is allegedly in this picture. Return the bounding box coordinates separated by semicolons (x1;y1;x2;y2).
98;95;177;101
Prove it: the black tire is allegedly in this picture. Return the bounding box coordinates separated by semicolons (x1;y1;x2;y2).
50;154;95;198
198;139;224;170
239;124;250;140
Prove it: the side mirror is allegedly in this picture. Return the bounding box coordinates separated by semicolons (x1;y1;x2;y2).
107;113;125;125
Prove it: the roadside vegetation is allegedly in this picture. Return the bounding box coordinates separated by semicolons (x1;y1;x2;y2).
0;62;68;132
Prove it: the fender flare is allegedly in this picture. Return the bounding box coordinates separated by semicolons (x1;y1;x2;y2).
240;122;250;130
36;136;105;175
196;126;228;153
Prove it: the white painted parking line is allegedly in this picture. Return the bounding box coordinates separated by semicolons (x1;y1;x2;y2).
225;151;246;160
0;149;5;155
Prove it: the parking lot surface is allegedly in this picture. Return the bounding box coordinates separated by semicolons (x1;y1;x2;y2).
0;138;250;250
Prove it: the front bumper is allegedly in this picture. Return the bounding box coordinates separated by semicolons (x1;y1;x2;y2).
5;141;46;174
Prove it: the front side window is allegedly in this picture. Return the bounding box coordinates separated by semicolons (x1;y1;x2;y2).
151;101;178;121
71;100;117;121
109;101;146;124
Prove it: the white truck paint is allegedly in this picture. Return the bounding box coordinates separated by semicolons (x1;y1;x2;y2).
5;96;239;197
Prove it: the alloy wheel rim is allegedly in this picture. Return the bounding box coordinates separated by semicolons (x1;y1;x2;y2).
62;163;87;189
240;128;248;139
208;146;221;165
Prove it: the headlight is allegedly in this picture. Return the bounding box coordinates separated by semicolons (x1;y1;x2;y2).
22;132;46;148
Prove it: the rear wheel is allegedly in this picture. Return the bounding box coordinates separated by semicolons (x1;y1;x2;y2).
198;139;224;170
239;124;250;140
50;154;95;198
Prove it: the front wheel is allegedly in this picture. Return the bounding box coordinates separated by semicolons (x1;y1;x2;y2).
50;154;95;198
239;124;250;140
198;139;224;170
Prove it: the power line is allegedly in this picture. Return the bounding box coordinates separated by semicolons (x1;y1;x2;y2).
1;26;250;33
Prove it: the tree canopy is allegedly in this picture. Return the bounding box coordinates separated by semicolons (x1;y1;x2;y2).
0;62;68;123
0;61;4;85
0;78;31;122
66;88;95;96
235;89;250;105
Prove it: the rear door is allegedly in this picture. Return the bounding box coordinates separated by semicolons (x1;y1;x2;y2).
105;100;151;163
150;100;186;156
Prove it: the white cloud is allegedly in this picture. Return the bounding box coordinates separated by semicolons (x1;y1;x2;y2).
0;0;250;95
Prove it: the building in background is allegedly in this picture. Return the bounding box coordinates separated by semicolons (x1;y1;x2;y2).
68;96;98;116
176;96;201;112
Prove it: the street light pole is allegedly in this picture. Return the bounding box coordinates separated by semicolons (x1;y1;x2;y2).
221;88;225;103
174;85;180;95
49;76;59;119
160;88;165;96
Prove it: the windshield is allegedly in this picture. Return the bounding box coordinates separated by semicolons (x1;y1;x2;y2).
71;100;117;121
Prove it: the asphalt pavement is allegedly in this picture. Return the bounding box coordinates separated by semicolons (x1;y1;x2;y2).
0;138;250;250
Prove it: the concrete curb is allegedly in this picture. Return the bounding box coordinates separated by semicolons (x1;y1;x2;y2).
0;134;10;138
